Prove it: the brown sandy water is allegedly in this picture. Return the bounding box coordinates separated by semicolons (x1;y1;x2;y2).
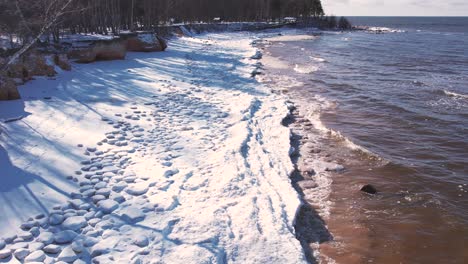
257;24;468;263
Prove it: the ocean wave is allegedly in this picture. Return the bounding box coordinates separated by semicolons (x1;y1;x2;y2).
302;95;386;162
309;56;327;63
444;90;468;99
294;64;318;74
360;26;406;34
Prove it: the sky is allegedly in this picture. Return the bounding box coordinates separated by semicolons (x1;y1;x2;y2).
321;0;468;16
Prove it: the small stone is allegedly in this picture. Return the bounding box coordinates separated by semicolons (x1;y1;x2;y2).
361;184;378;195
14;248;30;260
43;244;61;254
98;199;119;214
94;182;107;189
28;242;44;251
49;214;65;225
120;207;145;223
0;249;12;259
133;236;148;247
4;234;17;243
36;232;54;245
54;230;78;244
125;185;148;196
24;250;46;262
62;216;87;231
112;182;128;192
298;180;318;189
18;231;33;240
0;239;5;250
96;188;111;197
57;246;78;262
87;147;97;152
92;195;106;203
71;240;84;253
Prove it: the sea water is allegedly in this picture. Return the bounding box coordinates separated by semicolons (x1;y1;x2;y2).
263;17;468;263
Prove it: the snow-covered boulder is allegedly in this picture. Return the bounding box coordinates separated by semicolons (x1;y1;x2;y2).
67;39;127;63
61;216;87;231
98;199;119;214
54;230;78;244
6;52;56;81
24;250;46;262
53;54;71;71
0;249;11;259
57;246;78;262
0;77;20;101
124;33;167;52
43;244;61;254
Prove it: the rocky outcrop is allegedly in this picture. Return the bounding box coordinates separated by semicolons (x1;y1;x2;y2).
0;77;20;101
6;52;56;81
54;54;71;71
123;33;167;52
67;39;127;63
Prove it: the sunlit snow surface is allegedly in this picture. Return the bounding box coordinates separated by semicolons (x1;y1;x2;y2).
0;32;306;263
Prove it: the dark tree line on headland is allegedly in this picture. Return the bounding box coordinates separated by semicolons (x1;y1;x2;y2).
1;0;325;43
0;0;351;70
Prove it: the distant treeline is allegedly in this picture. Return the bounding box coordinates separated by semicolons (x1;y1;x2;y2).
0;0;325;43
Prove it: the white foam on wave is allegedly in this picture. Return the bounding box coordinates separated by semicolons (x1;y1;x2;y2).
365;26;406;33
444;90;468;99
266;34;316;42
310;56;327;62
301;95;384;160
294;64;319;74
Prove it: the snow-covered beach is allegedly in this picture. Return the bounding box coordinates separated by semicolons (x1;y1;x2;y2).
0;32;309;263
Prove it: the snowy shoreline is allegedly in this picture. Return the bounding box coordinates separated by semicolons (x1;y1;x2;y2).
0;32;308;263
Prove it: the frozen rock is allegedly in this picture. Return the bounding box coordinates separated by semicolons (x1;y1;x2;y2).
10;242;28;250
20;221;37;230
101;230;119;239
71;240;84;253
68;199;85;209
62;216;87;231
90;236;120;257
24;250;46;262
84;211;96;220
87;147;97;152
30;227;40;237
112;182;127;192
94;182;107;189
18;231;33;240
0;249;11;259
120;207;145;223
14;248;30;260
163;169;179;178
96;188;111;197
57;246;78;262
49;214;65;225
28;242;44;251
4;234;17;243
83;237;99;247
36;232;54;245
43;244;61;254
92;195;106;203
133;236;149;247
98;199;119;214
54;230;78;244
125;185;148;196
361;184;378;194
0;239;5;250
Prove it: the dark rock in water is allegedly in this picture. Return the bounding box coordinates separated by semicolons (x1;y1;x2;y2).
361;184;377;194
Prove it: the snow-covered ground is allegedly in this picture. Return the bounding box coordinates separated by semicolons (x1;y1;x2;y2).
0;32;307;263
